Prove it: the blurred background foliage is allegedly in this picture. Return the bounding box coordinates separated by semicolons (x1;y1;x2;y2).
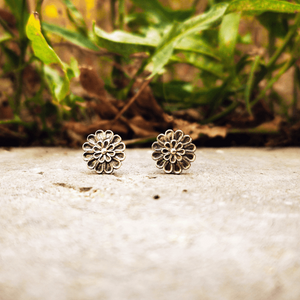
0;0;300;146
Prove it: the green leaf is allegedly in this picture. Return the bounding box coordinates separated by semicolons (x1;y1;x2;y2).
130;0;193;25
227;0;300;14
44;66;70;102
68;57;80;79
205;76;234;117
151;81;193;103
63;57;80;81
125;12;153;29
171;3;228;39
26;13;63;67
244;55;260;115
151;81;212;109
218;12;241;64
257;12;289;39
93;25;155;56
43;22;99;51
4;0;22;20
94;3;227;75
93;25;219;59
60;0;88;36
238;32;252;44
148;3;229;77
26;13;72;101
176;35;220;59
150;22;182;77
118;0;126;29
170;53;224;78
0;32;12;44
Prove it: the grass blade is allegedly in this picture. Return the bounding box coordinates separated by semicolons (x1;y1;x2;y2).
131;0;193;25
43;22;99;51
227;0;300;14
61;0;88;36
244;55;260;116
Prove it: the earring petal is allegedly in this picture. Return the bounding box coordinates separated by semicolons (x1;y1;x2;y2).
151;129;196;174
83;130;126;174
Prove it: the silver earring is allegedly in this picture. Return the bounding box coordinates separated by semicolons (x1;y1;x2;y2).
151;129;196;174
82;130;126;174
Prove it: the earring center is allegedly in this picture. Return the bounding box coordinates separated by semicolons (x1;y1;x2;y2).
170;148;177;155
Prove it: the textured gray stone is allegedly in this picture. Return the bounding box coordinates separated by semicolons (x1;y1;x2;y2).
0;147;299;300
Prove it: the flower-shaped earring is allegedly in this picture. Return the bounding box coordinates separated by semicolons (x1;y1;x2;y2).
82;130;126;174
151;129;196;174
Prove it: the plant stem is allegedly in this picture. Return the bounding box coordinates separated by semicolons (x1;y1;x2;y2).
35;0;44;13
118;0;125;30
244;55;260;116
229;127;279;135
14;0;29;115
252;31;300;109
203;101;239;124
15;39;27;115
110;0;117;30
112;78;152;123
123;59;148;99
268;29;276;61
0;116;33;128
267;14;300;70
206;76;232;117
247;14;300;114
251;58;296;109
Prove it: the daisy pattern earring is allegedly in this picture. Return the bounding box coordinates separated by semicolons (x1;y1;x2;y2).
82;130;126;174
151;129;196;174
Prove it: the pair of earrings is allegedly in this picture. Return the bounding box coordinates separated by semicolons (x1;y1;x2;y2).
82;129;196;175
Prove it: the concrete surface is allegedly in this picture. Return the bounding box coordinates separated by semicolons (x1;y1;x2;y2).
0;147;300;300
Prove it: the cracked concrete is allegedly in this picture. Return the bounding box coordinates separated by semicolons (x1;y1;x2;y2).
0;147;300;300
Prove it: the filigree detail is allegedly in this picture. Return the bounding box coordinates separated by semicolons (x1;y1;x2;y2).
82;130;125;174
151;129;196;174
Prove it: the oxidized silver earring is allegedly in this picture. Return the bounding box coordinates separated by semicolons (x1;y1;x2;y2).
82;130;126;174
151;129;196;174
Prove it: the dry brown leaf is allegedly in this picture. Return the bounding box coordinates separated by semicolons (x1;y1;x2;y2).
172;108;201;122
227;101;273;129
111;78;173;134
0;79;14;120
0;9;16;28
79;66;106;97
127;80;165;122
23;65;40;94
0;102;14;120
65;129;85;147
174;119;227;140
87;101;118;120
79;66;119;119
64;120;128;137
0;125;27;148
266;119;300;147
254;115;282;133
127;115;159;137
227;115;282;136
